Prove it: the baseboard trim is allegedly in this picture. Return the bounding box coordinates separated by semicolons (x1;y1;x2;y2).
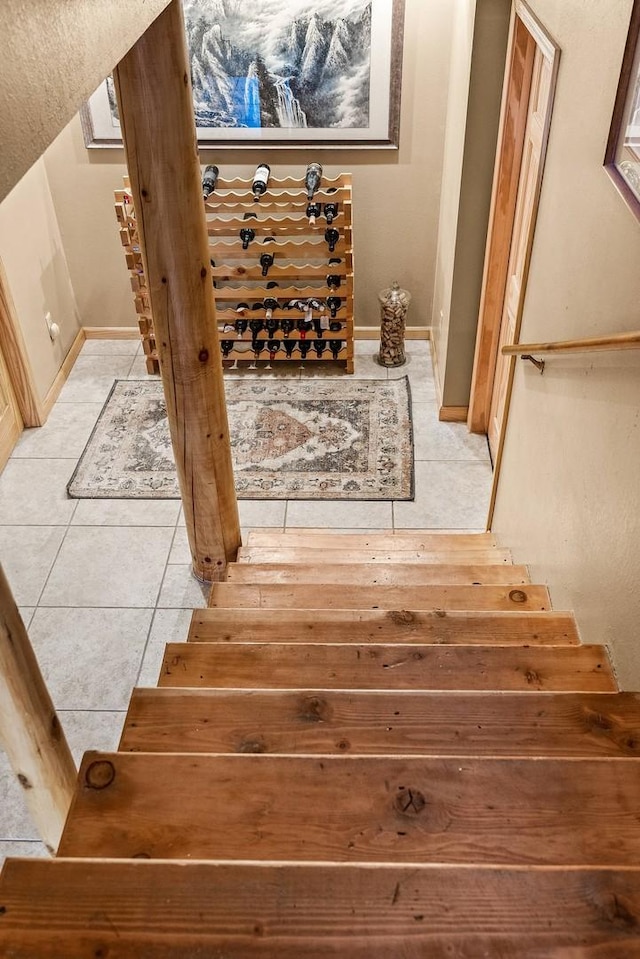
439;406;469;423
41;328;86;419
83;326;139;339
355;326;430;341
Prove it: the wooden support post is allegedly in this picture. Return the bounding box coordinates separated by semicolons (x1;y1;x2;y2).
0;565;76;853
113;0;241;581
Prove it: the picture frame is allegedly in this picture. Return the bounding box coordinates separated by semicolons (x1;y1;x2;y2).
605;0;640;220
80;0;405;150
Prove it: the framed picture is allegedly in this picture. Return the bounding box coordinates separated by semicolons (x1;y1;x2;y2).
605;0;640;219
81;0;405;150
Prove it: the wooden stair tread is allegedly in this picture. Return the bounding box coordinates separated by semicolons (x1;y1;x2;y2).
237;546;514;565
158;642;615;692
121;689;640;757
246;531;497;550
189;608;579;645
224;562;531;586
3;860;640;957
59;753;640;865
208;583;551;611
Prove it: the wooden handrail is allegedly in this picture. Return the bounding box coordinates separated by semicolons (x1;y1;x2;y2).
502;331;640;356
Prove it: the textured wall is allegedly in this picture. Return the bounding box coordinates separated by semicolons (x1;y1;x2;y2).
0;0;170;202
491;0;640;687
42;0;455;331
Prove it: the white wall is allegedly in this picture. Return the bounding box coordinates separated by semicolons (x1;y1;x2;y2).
42;0;455;332
492;0;640;688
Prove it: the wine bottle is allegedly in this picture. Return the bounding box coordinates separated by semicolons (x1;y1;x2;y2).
210;258;217;289
234;317;248;336
267;339;280;361
260;252;275;277
202;164;219;200
324;201;339;224
249;318;264;337
263;297;279;320
305;162;323;200
253;339;265;358
220;339;234;357
284;340;296;358
266;280;280;290
234;302;250;314
243;211;258;220
239;227;255;250
326;274;341;290
329;339;342;359
312;315;324;338
252;163;271;201
266;317;279;336
329;320;342;332
281;317;294;337
297;317;310;340
327;295;341;318
325;227;339;253
306;202;322;225
299;341;312;359
313;339;326;357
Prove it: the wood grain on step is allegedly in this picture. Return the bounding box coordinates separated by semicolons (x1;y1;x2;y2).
121;689;640;757
157;642;615;692
245;531;497;550
236;546;514;565
189;608;579;645
224;562;530;586
58;753;640;865
3;860;640;956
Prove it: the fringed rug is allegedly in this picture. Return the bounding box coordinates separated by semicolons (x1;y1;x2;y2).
67;378;414;501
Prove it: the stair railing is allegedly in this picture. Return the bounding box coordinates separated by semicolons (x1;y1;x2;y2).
502;331;640;373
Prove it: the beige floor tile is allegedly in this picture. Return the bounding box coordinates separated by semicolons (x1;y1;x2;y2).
0;459;77;525
0;840;48;868
0;754;39;841
127;355;158;379
56;356;134;404
412;405;491;462
29;607;153;709
286;498;393;529
0;526;66;605
168;525;191;564
58;709;126;762
12;404;104;460
40;526;174;607
18;607;35;628
393;460;493;530
238;500;287;527
137;608;193;687
71;498;180;527
156;565;211;609
80;338;140;356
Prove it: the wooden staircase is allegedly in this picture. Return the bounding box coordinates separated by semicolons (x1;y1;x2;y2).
2;529;640;955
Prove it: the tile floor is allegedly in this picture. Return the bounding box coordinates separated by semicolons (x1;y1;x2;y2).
0;337;492;864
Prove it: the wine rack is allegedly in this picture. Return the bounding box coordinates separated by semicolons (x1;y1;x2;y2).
115;172;354;374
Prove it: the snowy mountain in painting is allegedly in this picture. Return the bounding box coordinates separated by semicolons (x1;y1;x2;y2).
182;0;372;129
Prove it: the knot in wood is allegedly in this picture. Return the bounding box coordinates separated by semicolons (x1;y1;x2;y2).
394;786;426;816
388;609;415;626
85;760;116;790
299;695;332;723
198;348;209;363
509;589;528;604
239;738;266;754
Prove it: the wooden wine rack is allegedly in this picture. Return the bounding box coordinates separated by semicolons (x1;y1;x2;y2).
115;173;354;374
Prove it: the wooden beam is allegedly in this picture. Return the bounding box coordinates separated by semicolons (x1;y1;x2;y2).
113;0;240;581
0;564;76;852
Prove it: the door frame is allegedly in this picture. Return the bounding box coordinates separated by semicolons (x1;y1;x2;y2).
0;257;44;430
467;0;560;445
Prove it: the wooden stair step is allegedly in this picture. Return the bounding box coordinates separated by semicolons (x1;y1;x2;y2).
158;642;615;692
224;562;530;586
237;546;514;565
246;531;497;550
59;753;640;864
189;608;579;645
3;859;640;957
208;582;551;611
120;688;640;757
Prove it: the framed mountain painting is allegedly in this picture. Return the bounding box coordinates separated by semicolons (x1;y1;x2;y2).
81;0;405;148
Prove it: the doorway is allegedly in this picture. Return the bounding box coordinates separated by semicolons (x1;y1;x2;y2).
467;1;560;465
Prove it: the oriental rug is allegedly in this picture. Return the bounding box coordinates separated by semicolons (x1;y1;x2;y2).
67;377;414;501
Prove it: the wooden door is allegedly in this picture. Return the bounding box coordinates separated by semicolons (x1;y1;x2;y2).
468;0;559;463
488;46;552;459
0;345;22;470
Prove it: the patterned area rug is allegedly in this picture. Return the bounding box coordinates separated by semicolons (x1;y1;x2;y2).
68;378;414;500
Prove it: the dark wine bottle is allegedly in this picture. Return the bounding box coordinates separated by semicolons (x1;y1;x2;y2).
260;252;274;277
234;317;248;336
234;302;250;314
267;339;280;361
306;202;322;225
210;258;217;289
329;257;342;266
313;315;324;338
329;320;342;332
220;339;234;357
263;236;276;244
297;317;310;340
239;227;255;250
305;162;323;200
313;339;326;357
266;280;280;290
243;211;258;220
253;339;265;358
326;274;341;290
327;296;341;318
324;202;339;224
325;228;339;253
329;339;342;359
281;317;294;337
202;164;219;200
252;163;271;201
284;340;296;358
299;341;312;359
263;296;279;320
266;318;279;336
249;318;264;337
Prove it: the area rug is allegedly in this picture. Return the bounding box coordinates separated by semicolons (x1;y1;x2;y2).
67;378;414;501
